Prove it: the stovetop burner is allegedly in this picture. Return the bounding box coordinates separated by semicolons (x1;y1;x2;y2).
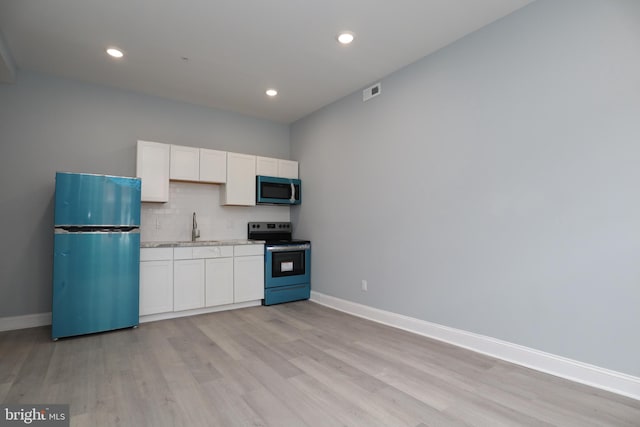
247;222;308;245
262;238;311;246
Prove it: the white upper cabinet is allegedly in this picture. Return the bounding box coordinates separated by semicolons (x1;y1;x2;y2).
199;148;227;183
278;159;299;179
170;145;227;183
170;145;200;181
136;140;296;204
222;152;256;206
256;156;279;177
256;156;298;179
136;140;170;202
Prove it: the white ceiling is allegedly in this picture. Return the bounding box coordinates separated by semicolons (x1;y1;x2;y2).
0;0;533;123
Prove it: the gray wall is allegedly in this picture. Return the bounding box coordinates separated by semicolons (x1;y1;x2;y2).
0;71;289;318
291;0;640;376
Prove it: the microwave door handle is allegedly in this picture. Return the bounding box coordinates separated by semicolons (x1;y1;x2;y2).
290;182;296;202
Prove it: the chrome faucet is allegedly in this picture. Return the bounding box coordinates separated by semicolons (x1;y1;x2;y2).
191;212;200;241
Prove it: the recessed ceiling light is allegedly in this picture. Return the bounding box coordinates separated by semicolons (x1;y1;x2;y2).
265;89;278;97
337;32;355;45
106;48;124;58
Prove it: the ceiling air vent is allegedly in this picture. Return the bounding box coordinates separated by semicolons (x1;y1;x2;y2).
363;82;381;102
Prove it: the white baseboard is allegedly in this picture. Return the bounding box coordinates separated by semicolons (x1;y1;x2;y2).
0;312;51;332
310;291;640;401
0;300;262;332
139;300;261;323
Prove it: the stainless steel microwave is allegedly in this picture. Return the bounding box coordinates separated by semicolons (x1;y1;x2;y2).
256;175;301;205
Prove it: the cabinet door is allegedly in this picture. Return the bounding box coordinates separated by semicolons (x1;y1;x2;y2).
205;257;234;306
278;160;299;179
140;260;173;315
174;259;205;311
200;148;227;183
170;145;200;181
222;152;256;206
256;156;278;177
136;140;170;202
234;255;264;303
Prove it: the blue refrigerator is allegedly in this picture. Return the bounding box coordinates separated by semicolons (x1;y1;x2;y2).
52;172;141;340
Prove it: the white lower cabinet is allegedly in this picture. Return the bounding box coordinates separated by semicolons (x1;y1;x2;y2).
233;244;265;303
140;243;264;319
173;259;205;311
205;257;234;306
234;256;264;303
140;248;174;316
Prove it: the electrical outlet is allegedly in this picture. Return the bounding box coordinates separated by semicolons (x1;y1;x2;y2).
361;279;368;291
155;216;161;230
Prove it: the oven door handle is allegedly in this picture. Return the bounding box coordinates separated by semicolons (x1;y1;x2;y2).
267;244;310;252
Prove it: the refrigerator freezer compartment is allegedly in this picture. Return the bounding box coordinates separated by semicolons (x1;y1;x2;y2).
54;172;141;227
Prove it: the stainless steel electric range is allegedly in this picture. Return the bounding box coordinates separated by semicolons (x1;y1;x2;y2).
248;222;310;305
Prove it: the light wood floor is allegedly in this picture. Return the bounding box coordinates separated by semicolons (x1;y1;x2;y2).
1;301;639;426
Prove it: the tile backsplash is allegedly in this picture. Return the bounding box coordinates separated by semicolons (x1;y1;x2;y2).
140;182;290;242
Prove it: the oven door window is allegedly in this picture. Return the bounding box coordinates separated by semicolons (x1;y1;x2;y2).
271;250;305;277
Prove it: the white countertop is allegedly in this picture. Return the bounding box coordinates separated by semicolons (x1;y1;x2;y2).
141;239;264;248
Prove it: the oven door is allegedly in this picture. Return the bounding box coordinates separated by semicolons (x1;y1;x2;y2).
265;244;310;288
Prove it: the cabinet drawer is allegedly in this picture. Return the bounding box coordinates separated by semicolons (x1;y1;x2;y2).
173;247;194;260
140;247;173;261
193;245;233;259
234;244;264;257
